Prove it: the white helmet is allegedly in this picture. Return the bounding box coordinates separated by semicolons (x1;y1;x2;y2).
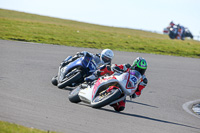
100;49;114;64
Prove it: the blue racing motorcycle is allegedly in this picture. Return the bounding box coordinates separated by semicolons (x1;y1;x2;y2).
51;52;99;89
169;25;193;40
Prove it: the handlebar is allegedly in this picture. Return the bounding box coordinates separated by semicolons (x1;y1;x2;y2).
112;67;124;74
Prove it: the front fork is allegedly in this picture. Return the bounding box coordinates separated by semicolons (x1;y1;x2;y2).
57;56;72;82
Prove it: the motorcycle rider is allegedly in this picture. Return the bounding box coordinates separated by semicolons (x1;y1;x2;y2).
169;21;175;28
51;49;114;87
177;24;185;40
85;57;148;112
60;49;114;68
169;21;185;40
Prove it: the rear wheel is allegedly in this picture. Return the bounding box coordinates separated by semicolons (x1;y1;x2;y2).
190;34;193;39
57;70;82;89
68;86;81;103
91;88;121;108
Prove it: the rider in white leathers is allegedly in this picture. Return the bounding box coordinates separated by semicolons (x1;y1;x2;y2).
85;57;148;112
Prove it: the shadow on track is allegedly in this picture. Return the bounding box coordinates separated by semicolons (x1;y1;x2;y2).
65;87;198;130
99;108;200;130
69;99;199;130
59;87;75;91
126;100;158;108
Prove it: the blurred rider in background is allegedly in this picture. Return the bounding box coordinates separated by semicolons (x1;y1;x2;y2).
85;57;148;112
169;21;185;40
177;24;185;40
169;21;175;27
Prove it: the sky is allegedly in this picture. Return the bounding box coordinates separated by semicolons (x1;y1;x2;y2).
0;0;200;40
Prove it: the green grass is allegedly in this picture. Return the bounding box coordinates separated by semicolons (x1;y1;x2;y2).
0;8;200;58
0;121;57;133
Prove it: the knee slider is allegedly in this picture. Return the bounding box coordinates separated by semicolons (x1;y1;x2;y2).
143;78;148;84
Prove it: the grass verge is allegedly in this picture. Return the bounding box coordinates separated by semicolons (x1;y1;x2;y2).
0;121;57;133
0;8;200;58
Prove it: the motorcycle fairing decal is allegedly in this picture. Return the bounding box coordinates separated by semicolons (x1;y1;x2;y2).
92;79;101;99
125;73;135;89
91;59;97;67
88;61;96;70
98;76;116;83
92;76;116;99
81;57;89;67
122;73;128;80
85;57;90;63
130;76;137;86
104;76;116;81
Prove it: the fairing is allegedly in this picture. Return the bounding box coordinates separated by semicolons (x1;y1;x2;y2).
78;70;142;104
59;55;98;82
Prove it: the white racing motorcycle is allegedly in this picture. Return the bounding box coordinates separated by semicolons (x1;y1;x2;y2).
68;69;142;110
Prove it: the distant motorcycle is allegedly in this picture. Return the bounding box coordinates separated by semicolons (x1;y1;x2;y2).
168;25;193;40
68;69;142;111
168;25;178;39
51;53;99;89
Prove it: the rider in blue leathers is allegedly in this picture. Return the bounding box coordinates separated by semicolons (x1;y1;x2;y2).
60;49;114;68
169;21;185;40
52;49;114;87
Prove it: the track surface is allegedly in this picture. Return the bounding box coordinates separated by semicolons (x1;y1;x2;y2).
0;40;200;133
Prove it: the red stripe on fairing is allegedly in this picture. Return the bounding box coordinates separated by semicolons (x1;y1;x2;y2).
92;79;101;99
125;73;135;89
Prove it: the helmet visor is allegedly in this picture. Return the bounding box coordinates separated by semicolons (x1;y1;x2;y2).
135;67;146;75
102;55;111;63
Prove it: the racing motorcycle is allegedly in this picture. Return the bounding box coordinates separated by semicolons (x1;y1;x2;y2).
68;69;142;110
51;52;99;89
169;25;193;40
169;25;178;39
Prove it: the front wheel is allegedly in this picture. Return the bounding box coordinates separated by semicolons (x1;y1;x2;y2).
68;86;81;103
51;76;58;86
190;34;193;39
169;31;175;39
57;71;82;89
91;88;122;109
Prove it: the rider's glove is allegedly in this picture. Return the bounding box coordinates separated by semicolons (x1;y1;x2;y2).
95;53;101;58
94;70;101;77
60;61;68;67
125;63;131;68
130;93;137;99
111;65;120;71
84;75;97;83
75;52;84;57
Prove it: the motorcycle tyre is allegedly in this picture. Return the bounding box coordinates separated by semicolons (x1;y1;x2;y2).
68;86;81;103
57;71;82;89
190;34;193;39
91;89;121;109
169;31;175;39
51;76;58;86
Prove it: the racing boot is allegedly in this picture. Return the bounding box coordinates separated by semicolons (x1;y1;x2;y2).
111;99;126;112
